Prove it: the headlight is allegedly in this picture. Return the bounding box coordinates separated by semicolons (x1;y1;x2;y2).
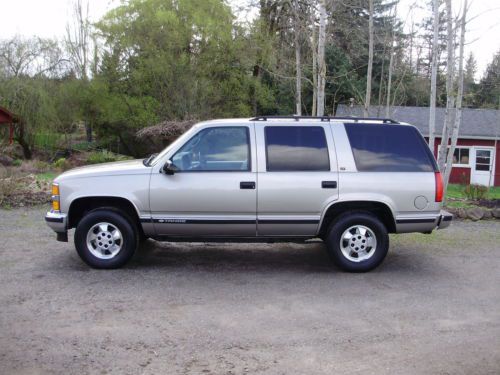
51;183;60;212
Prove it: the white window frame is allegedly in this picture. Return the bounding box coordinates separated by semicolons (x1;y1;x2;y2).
438;145;471;167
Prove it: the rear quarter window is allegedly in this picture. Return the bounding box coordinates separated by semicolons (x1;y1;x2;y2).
344;123;437;172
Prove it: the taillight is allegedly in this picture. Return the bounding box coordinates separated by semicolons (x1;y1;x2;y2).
435;171;443;202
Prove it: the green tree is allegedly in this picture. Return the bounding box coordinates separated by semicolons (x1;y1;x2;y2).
477;50;500;108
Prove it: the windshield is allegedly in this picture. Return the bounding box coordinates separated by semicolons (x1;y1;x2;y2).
149;125;199;166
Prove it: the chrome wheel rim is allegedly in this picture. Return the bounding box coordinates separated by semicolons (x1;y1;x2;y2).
339;225;377;262
86;222;123;260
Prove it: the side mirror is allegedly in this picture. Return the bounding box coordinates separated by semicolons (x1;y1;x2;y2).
161;160;178;175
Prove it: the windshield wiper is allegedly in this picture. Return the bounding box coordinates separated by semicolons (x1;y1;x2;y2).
143;153;158;167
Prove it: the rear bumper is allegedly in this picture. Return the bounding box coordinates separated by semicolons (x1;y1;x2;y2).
45;211;67;233
436;210;453;230
395;209;452;233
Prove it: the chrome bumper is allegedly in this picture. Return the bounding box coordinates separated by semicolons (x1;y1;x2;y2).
45;211;67;233
437;210;453;230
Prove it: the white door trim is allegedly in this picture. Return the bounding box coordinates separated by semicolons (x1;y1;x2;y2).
470;146;496;186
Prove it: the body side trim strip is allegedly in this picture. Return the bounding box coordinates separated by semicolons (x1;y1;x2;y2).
396;218;437;224
147;218;320;225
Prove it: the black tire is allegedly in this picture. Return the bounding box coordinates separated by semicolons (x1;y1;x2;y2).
74;208;139;269
325;211;389;272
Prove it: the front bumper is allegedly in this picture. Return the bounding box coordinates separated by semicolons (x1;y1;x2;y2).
437;210;453;230
45;211;67;233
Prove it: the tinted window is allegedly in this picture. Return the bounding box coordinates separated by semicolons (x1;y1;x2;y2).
265;126;330;171
345;124;436;172
172;127;250;171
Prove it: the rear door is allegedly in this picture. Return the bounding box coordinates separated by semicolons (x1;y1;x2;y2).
255;123;339;236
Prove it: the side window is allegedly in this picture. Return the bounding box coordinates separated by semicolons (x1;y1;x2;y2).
171;127;250;171
265;126;330;171
345;124;436;172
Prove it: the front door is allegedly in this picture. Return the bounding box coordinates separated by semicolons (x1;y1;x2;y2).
471;148;495;186
149;125;257;236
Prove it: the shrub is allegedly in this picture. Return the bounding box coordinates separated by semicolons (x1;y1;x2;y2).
34;160;50;172
53;157;70;171
0;175;18;206
72;142;97;151
86;150;132;165
12;159;22;167
463;184;488;200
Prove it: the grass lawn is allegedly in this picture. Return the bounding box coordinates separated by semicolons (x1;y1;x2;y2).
447;184;500;200
36;172;57;182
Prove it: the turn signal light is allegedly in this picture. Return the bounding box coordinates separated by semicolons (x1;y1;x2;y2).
51;183;60;212
52;200;60;211
435;172;443;202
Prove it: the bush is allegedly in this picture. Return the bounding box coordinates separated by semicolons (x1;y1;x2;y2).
86;150;132;165
463;184;488;200
0;175;18;206
34;160;50;172
53;157;70;171
72;142;97;151
12;159;22;167
19;160;50;174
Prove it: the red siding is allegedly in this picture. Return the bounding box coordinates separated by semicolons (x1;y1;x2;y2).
449;167;470;184
0;111;11;123
426;137;500;187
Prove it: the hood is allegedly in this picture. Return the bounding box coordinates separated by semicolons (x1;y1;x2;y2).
55;159;151;182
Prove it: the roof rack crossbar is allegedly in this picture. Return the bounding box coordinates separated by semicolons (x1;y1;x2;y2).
249;115;399;124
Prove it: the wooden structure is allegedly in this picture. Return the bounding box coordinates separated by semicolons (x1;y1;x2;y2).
0;106;18;145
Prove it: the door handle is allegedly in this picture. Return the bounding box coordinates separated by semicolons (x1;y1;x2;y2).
321;181;337;189
240;181;256;189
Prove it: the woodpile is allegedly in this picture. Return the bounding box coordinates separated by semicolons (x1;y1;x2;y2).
136;120;196;144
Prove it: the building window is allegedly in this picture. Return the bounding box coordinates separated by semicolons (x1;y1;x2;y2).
475;150;492;171
453;148;470;165
438;146;471;166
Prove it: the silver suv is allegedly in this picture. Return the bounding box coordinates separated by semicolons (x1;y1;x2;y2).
45;116;452;272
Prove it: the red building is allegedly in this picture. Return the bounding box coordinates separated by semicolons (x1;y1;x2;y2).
0;106;18;145
337;105;500;187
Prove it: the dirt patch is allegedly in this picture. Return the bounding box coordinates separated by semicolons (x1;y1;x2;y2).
0;174;51;207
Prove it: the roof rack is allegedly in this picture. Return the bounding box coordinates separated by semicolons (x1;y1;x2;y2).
249;115;399;124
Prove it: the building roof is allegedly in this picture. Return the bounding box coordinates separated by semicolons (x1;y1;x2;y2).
336;105;500;139
0;106;19;124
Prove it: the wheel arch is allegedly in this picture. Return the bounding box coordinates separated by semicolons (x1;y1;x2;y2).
68;196;142;231
318;200;396;237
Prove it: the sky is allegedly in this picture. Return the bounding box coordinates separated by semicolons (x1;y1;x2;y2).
1;0;499;79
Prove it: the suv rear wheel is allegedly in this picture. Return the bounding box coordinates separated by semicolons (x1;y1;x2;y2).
74;208;138;269
325;212;389;272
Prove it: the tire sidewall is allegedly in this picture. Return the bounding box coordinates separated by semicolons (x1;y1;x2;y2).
326;212;389;272
74;209;138;269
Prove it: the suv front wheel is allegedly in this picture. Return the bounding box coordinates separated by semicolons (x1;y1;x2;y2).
325;212;389;272
74;208;139;269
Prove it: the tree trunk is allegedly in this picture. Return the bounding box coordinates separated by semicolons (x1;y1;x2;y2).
311;21;317;116
294;0;302;115
428;0;440;154
85;122;92;142
15;122;32;160
443;0;467;196
385;41;395;118
364;0;374;117
316;0;327;116
437;0;455;173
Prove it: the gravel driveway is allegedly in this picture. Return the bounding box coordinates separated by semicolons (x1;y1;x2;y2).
1;207;499;375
